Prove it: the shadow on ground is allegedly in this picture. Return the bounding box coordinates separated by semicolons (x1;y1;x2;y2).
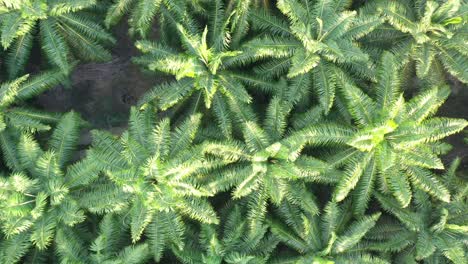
35;22;156;132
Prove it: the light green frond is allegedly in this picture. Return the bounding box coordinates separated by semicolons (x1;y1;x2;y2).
0;12;32;49
0;74;28;108
170;114;201;156
287;50;320;78
405;166;450;203
393;117;467;148
30;215;56;250
242;121;270;152
344;15;384;39
89;130;128;171
400;147;444;170
218;75;252;103
333;212;381;253
321;201;341;244
5;107;62;125
380;2;417;34
436;46;468;83
49;112;82;168
138;79;194;110
49;0;97;15
233;168;262;198
135;40;176;59
130;197;154;243
320;11;356;41
128;106;154;147
386;168;412;208
5;30;33;78
340;82;376;126
16;70;66;101
246;191;268;235
334;152;372;202
65;157;100;188
177;197;219;224
376;52;400;110
105;0;135;28
39;19;71;73
286;123;353;153
264;96;290;141
402;85;450;124
353;157;377;215
243;36;298;60
285;182;319;216
17;133;42;173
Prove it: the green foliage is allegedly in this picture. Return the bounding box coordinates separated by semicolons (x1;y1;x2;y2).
287;52;467;213
80;105;222;260
0;0;467;263
0;71;67;170
243;0;383;112
0;111;96;261
361;0;468;83
172;203;279;264
0;0;115;77
269;200;386;264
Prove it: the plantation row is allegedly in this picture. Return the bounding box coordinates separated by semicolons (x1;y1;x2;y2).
0;0;467;263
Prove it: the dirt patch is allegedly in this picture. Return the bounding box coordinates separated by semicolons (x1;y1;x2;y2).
35;21;156;130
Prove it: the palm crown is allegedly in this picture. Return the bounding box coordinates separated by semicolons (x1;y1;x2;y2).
0;111;94;256
85;105;221;261
363;0;467;83
243;0;383;112
364;159;467;263
200;97;341;236
135;1;272;137
0;0;115;77
287;52;467;213
269;200;385;264
172;203;279;264
136;24;244;110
